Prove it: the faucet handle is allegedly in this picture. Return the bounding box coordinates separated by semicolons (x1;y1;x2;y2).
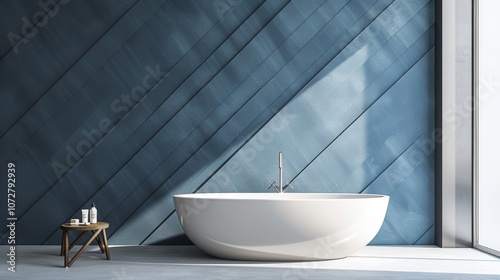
283;181;294;191
267;181;280;193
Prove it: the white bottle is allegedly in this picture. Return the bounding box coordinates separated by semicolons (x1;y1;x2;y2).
81;209;89;224
90;203;97;224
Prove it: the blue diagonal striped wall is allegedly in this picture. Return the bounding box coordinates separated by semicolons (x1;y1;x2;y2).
0;0;435;245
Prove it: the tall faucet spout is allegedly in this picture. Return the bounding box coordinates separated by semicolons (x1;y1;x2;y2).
267;151;295;193
279;151;283;193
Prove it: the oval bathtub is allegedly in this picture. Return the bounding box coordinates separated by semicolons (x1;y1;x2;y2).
173;193;389;261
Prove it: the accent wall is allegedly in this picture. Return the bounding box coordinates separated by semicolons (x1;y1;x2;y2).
0;0;435;245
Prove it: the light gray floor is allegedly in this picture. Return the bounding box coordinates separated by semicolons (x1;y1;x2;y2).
1;245;499;279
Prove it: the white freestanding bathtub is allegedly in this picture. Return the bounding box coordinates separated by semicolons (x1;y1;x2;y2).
173;193;389;261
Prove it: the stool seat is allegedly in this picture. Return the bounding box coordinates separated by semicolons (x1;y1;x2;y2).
60;221;110;268
60;221;109;231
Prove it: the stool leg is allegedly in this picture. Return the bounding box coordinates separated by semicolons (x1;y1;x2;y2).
102;228;110;260
63;230;69;268
60;230;64;256
68;231;87;252
67;229;102;268
94;230;105;253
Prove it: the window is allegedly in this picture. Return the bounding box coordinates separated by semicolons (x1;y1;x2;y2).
474;0;500;257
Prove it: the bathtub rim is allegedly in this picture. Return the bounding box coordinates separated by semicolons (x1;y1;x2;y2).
173;192;389;201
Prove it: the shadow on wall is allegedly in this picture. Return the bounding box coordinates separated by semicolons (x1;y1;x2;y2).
150;0;436;246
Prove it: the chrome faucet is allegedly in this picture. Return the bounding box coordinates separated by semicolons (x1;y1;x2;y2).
268;151;293;193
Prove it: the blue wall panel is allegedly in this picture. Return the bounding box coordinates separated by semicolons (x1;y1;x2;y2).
0;0;435;245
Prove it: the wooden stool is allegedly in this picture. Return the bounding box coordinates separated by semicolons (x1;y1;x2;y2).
60;221;110;268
